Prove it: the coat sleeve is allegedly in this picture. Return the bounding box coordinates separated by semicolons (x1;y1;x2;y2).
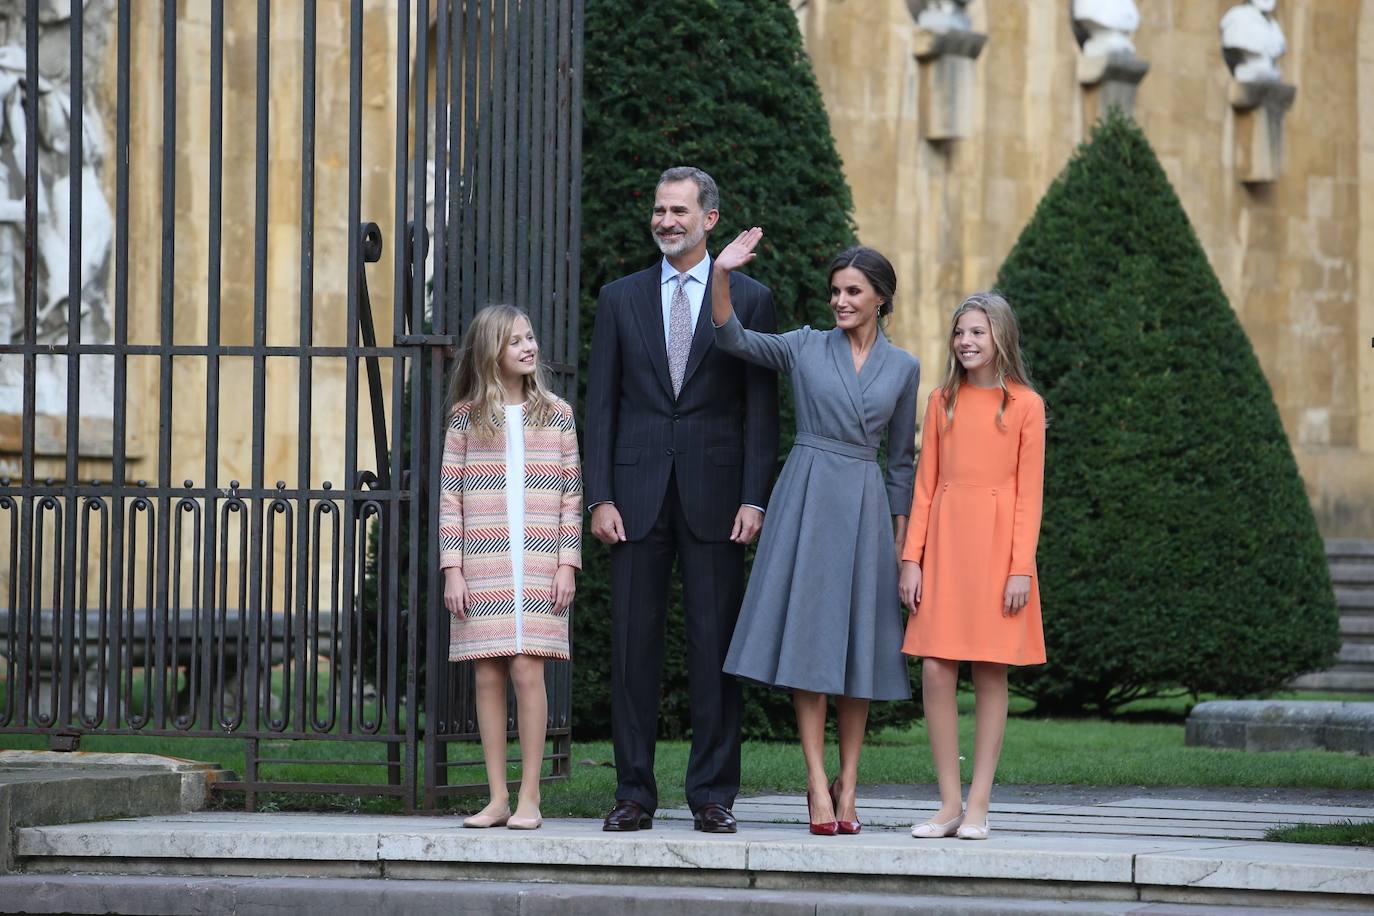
713;311;798;373
739;285;781;513
438;410;467;570
1010;394;1046;577
557;405;584;569
901;393;942;565
582;285;619;508
883;358;921;516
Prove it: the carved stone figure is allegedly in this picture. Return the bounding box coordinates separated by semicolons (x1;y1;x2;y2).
0;0;115;421
908;0;973;33
1072;0;1140;58
1221;0;1286;84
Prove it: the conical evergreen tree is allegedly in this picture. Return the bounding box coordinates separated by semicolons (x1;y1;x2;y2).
573;0;888;738
995;112;1339;715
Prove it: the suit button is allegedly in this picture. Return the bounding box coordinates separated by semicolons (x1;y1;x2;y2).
666;448;675;456
672;413;680;421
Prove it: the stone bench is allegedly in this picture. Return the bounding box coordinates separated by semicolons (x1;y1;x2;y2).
1185;700;1374;754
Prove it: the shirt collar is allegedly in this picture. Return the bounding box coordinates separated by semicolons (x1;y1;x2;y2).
660;252;711;286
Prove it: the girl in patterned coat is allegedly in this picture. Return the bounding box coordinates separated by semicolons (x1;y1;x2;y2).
441;304;582;830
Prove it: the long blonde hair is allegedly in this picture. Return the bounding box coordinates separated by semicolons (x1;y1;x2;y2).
938;291;1036;428
447;304;558;437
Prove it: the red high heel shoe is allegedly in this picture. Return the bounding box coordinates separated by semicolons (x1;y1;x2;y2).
829;777;862;835
807;789;838;836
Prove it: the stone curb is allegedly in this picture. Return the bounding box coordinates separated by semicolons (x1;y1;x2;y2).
1185;700;1374;754
0;751;234;875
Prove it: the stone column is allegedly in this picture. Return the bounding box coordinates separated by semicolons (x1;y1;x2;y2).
909;9;987;142
1221;0;1295;184
1078;52;1149;125
1229;79;1297;183
906;1;983;141
1073;0;1148;124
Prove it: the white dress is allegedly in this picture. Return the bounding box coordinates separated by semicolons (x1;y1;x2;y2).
503;404;527;653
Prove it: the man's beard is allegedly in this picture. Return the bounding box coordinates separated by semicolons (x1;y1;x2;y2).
655;223;704;257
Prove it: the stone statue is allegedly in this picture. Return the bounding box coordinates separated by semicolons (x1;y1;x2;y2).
1221;0;1286;84
1072;0;1140;58
908;0;973;33
0;0;115;420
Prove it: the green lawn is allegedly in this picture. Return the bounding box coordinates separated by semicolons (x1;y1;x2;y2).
3;689;1370;819
1266;821;1374;847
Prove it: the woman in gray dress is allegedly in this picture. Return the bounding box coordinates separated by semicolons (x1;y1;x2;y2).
711;229;919;835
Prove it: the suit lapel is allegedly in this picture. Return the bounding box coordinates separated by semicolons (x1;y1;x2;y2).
679;267;716;393
628;266;674;399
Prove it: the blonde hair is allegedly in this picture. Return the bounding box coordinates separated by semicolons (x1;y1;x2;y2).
447;304;558;437
937;291;1036;428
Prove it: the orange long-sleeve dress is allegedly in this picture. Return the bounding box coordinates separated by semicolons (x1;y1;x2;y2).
901;381;1046;665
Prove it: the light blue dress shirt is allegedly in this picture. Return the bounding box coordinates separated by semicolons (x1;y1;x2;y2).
659;253;711;348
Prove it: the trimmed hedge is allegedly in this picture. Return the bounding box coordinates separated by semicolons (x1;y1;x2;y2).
572;0;922;739
995;113;1340;715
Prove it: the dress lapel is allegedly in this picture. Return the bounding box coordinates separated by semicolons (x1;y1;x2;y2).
829;328;864;422
859;333;891;393
628;266;674;399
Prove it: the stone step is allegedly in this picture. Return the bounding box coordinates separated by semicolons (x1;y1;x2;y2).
0;874;1351;916
14;814;1374;910
1329;563;1374;585
1326;538;1374;560
1290;668;1374;691
1339;614;1374;641
1336;643;1374;665
1336;589;1374;610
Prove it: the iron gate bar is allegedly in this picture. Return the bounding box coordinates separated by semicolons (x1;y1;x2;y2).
0;0;582;810
296;0;319;756
15;0;38;733
200;0;225;736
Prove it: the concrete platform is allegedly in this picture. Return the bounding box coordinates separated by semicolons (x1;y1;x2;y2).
10;800;1374;912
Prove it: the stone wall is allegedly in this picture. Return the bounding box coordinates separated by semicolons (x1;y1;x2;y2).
794;0;1373;536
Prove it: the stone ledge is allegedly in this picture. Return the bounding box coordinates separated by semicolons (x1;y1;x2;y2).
0;751;234;875
1185;700;1374;754
0;874;1174;916
14;814;1374;901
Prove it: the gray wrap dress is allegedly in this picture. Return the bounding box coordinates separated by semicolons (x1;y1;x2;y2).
717;314;920;700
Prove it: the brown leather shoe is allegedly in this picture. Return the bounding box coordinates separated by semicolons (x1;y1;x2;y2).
603;799;653;832
692;802;738;834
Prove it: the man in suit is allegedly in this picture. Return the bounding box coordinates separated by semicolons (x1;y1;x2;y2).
585;166;779;834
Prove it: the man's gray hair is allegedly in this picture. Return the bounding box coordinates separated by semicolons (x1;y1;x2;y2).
657;166;720;212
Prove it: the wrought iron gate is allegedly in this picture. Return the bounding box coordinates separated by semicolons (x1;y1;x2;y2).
0;0;583;812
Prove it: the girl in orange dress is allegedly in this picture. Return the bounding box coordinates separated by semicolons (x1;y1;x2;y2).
898;292;1046;841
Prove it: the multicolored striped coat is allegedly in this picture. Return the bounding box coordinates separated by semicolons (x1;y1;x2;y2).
439;396;582;662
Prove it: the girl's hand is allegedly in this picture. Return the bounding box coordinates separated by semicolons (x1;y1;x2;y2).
552;564;577;613
444;567;469;619
715;227;762;273
898;561;922;612
1003;575;1031;616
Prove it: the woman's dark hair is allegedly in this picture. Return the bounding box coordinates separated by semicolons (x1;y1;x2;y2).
827;245;897;317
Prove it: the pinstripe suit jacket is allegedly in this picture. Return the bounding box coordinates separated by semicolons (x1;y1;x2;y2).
584;262;779;543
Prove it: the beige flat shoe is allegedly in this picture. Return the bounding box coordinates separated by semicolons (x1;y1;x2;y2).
911;813;963;838
957;819;990;840
507;813;542;830
463;807;511;828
